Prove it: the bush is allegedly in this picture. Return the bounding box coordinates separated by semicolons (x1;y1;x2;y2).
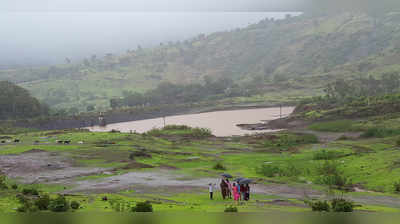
0;174;8;190
224;206;238;212
257;163;302;178
307;198;355;213
331;198;355;212
16;195;39;213
35;194;50;210
191;127;213;138
131;201;153;212
49;195;69;212
361;128;400;138
17;204;38;213
163;125;191;130
315;161;351;190
213;162;226;171
313;150;345;160
22;188;39;196
257;164;282;177
396;139;400;147
308;200;330;212
70;201;80;210
394;181;400;193
11;184;18;190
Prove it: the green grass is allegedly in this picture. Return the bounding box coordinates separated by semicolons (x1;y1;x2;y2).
308;120;356;132
2;126;400;212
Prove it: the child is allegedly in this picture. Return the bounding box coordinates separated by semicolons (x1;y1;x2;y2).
209;183;215;200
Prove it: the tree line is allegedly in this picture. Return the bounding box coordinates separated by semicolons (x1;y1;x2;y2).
323;72;400;102
0;81;49;120
110;76;251;109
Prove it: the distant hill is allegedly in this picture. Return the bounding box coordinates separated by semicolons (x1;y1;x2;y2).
2;12;400;111
0;81;49;120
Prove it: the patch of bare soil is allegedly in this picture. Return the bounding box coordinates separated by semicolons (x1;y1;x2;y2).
121;162;155;169
158;164;179;170
22;149;47;154
0;151;109;184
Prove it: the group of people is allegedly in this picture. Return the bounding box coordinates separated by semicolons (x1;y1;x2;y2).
208;178;251;202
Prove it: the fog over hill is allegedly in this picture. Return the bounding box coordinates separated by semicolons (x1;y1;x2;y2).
0;12;296;67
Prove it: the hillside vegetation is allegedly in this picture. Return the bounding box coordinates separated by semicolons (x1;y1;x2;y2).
0;81;49;120
3;12;400;111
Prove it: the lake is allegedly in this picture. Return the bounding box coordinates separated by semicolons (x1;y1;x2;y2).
88;106;295;137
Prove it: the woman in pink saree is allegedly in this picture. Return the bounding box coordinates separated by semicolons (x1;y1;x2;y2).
232;183;240;202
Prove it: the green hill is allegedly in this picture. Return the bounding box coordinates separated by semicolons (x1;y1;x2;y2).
3;12;400;111
0;81;49;120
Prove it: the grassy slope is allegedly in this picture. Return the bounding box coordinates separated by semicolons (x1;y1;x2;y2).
3;13;400;111
1;126;400;212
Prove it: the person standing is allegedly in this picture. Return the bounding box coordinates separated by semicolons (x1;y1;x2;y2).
236;182;241;200
240;184;246;201
245;184;250;201
220;179;228;199
226;179;232;199
209;183;215;200
232;183;240;203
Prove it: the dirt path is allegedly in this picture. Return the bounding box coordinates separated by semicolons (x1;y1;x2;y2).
0;151;109;184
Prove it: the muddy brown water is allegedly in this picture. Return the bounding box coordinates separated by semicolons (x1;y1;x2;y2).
88;107;295;137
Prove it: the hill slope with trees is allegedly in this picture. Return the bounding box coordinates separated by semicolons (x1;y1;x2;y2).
0;81;49;120
2;12;400;111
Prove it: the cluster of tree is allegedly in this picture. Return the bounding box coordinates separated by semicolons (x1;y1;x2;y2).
110;76;250;109
323;72;400;102
0;81;49;120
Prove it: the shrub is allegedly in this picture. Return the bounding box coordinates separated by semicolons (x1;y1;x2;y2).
331;198;355;212
11;184;18;190
394;181;400;193
361;128;400;138
213;162;226;171
0;174;8;189
16;195;39;213
313;150;345;160
22;188;39;196
49;195;69;212
35;194;50;210
257;163;302;178
308;200;330;212
191;127;213;138
163;125;191;130
396;139;400;147
224;206;238;212
131;201;153;212
17;204;38;213
257;164;282;177
315;161;351;190
70;201;80;210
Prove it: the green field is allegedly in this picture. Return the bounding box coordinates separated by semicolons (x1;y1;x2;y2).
1;124;400;213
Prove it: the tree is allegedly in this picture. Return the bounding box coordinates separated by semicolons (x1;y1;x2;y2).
86;105;95;112
83;58;90;67
0;81;48;120
382;72;400;94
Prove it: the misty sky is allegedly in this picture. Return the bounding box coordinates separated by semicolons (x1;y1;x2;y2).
0;0;304;67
